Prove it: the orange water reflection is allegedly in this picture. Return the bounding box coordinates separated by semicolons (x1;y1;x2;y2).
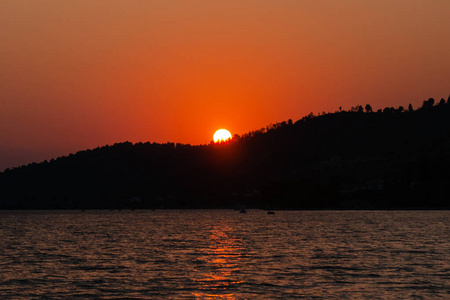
193;224;245;299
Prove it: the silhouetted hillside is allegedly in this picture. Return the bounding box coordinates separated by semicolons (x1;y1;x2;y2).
1;96;450;209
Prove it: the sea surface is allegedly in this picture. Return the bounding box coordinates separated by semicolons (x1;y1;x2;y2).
0;210;448;299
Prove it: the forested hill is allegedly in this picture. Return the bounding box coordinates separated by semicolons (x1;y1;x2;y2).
1;96;450;209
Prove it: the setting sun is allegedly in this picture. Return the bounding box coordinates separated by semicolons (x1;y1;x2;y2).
213;129;232;143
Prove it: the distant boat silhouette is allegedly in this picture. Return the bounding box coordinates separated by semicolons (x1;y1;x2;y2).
239;208;246;213
267;211;275;214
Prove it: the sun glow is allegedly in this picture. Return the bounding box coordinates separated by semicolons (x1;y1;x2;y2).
213;129;232;143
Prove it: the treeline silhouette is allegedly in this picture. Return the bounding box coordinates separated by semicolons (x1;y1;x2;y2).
1;95;450;209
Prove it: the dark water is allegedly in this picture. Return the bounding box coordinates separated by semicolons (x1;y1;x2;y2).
0;210;448;299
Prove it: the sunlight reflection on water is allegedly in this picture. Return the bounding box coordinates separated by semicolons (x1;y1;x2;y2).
0;210;448;299
193;224;245;299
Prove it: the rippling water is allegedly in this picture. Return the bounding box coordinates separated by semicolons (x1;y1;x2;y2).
0;210;448;299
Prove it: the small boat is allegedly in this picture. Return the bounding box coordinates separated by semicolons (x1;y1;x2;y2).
239;208;246;213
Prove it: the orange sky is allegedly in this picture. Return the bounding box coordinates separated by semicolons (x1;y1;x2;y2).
1;0;449;170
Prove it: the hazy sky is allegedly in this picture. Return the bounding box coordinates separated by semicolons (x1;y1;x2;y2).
1;0;449;170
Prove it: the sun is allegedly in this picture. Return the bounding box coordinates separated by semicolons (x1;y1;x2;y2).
213;129;232;143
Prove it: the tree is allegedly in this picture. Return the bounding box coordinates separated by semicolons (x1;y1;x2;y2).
408;104;413;111
422;98;435;110
365;104;373;113
351;105;363;113
438;98;446;106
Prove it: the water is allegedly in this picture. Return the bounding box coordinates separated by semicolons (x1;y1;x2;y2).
0;210;448;299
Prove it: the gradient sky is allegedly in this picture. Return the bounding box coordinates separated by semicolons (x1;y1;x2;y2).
1;0;449;171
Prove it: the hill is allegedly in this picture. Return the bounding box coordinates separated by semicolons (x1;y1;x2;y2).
1;96;450;209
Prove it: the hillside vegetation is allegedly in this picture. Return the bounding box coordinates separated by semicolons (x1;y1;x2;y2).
1;96;450;209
